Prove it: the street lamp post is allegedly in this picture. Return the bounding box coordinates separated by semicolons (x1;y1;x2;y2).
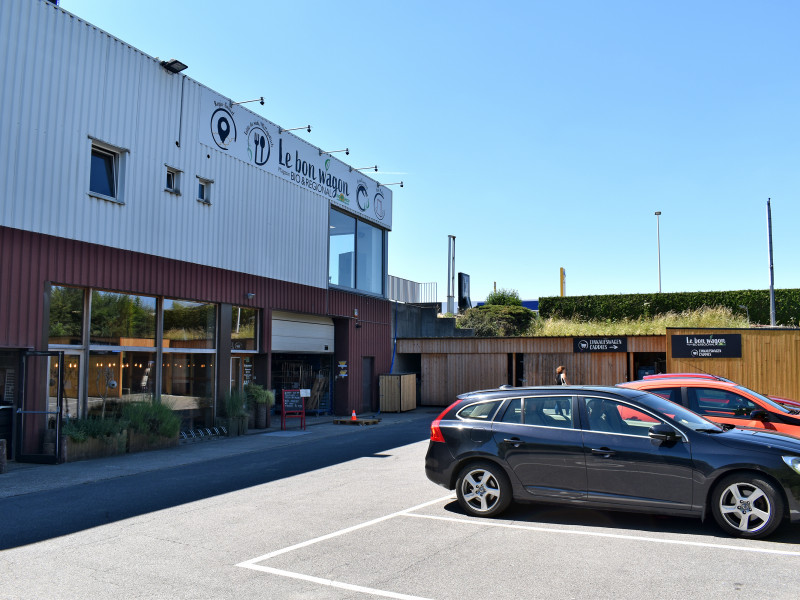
655;211;662;293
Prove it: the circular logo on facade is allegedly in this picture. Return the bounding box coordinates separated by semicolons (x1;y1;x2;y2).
356;183;370;211
210;108;237;150
579;340;589;350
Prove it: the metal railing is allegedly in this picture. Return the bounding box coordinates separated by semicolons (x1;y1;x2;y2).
387;276;437;304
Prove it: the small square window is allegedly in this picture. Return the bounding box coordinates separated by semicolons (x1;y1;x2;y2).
88;138;127;203
90;146;118;198
197;177;212;204
165;166;181;194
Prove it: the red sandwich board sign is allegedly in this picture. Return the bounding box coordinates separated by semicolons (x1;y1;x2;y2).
281;389;306;430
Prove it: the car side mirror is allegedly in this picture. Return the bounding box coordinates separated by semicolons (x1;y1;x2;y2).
649;423;680;442
749;409;769;421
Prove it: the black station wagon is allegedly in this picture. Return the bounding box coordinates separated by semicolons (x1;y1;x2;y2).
425;385;800;539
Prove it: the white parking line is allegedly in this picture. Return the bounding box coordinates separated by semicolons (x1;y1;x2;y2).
402;513;800;557
238;493;799;599
236;495;453;600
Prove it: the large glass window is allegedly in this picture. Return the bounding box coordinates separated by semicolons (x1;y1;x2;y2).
163;299;216;349
329;208;385;295
49;286;84;346
329;210;355;288
232;306;258;351
356;220;384;295
90;291;156;347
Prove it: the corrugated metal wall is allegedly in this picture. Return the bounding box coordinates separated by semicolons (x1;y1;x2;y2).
0;226;392;414
0;0;332;289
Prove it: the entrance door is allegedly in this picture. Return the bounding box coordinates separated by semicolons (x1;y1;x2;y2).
362;357;374;413
17;351;64;464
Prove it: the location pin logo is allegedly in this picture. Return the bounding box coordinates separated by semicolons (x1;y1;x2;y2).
218;117;230;144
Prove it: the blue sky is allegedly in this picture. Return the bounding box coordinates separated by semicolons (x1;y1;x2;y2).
62;0;800;302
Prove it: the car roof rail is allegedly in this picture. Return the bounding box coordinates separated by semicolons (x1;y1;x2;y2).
641;372;733;382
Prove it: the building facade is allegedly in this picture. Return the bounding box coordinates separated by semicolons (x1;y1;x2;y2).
0;0;394;461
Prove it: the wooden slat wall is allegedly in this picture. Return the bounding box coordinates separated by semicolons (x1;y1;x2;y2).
667;328;800;401
399;336;664;406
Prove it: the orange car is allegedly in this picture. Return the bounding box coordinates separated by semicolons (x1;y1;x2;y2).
619;375;800;437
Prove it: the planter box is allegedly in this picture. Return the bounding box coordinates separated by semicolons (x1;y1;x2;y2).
127;431;179;454
63;431;127;463
255;403;271;429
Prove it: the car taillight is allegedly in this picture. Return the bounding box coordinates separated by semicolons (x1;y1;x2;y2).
430;401;459;443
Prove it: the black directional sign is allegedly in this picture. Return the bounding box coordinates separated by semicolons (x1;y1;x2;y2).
671;334;742;358
573;337;628;353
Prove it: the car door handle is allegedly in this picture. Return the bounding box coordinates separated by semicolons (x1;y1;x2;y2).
504;438;522;448
591;447;616;457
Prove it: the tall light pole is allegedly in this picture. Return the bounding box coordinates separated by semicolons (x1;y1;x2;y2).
655;211;662;293
767;199;776;326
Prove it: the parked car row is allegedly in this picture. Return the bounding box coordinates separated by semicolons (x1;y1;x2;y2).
425;377;800;539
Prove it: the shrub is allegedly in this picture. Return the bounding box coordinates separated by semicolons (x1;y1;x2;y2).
121;400;181;438
484;288;522;306
538;288;800;326
244;383;273;405
224;389;247;418
62;417;128;443
458;305;535;336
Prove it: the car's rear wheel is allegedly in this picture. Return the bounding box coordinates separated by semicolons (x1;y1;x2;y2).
711;474;784;539
455;461;512;517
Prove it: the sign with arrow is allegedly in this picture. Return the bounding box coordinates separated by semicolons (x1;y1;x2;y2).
573;337;628;353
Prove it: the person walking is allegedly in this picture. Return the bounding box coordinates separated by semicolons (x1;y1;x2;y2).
556;365;570;385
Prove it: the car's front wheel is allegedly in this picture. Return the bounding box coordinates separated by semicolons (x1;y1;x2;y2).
455;461;512;518
711;474;784;539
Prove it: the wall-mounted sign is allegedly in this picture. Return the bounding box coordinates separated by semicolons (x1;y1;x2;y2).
671;334;742;358
337;361;348;378
200;89;392;229
573;337;628;353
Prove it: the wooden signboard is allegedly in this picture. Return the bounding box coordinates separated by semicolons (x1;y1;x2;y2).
281;389;306;430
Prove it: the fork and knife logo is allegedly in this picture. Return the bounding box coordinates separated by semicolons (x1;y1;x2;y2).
249;127;270;166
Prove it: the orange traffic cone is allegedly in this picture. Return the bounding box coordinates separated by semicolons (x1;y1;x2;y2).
351;410;358;421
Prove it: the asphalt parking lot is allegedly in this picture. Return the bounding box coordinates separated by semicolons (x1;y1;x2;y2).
3;411;800;599
237;477;800;600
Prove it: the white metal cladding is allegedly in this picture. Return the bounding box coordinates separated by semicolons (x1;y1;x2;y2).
271;311;335;353
0;1;388;290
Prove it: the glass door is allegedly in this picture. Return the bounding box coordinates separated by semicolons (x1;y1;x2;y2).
17;351;64;464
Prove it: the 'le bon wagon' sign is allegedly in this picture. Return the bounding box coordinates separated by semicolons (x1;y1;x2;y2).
671;334;742;358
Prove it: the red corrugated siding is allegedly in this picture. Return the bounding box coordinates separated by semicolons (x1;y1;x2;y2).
0;226;392;412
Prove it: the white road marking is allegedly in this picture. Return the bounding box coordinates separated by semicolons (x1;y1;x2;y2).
239;492;799;600
236;495;453;600
239;564;434;600
403;512;800;557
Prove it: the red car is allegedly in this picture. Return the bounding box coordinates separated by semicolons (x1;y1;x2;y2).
619;375;800;437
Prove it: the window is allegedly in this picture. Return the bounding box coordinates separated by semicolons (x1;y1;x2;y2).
584;397;659;436
89;139;126;202
231;306;258;351
197;177;212;204
457;400;503;421
90;291;157;347
165;166;181;194
688;387;758;419
328;208;386;295
49;286;85;346
356;220;384;295
499;396;573;428
90;147;117;198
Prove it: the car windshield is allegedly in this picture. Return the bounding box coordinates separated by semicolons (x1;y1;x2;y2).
737;386;793;414
634;391;723;432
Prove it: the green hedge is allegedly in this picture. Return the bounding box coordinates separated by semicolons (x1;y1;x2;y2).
538;289;800;326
